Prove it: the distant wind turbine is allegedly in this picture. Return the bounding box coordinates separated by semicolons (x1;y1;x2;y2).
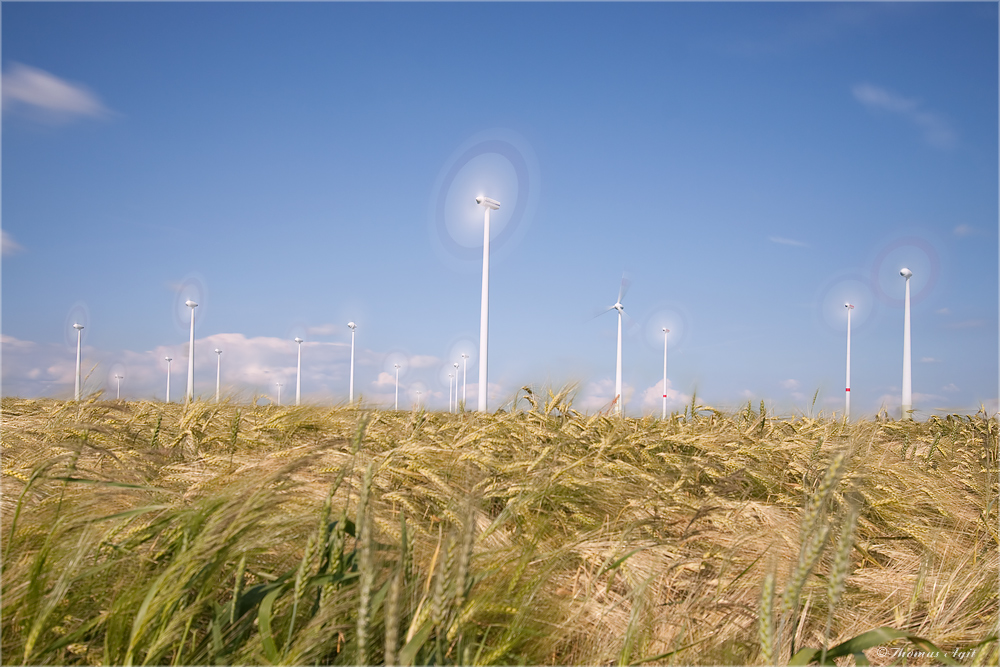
276;382;283;406
73;323;84;401
348;322;357;404
900;268;913;419
215;349;223;403
295;337;304;406
394;363;401;410
845;304;854;421
461;353;469;409
449;372;454;413
114;374;123;400
165;356;172;403
661;328;670;420
597;275;630;416
185;300;198;403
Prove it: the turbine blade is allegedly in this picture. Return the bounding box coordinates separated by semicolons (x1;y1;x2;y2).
587;305;617;322
618;274;631;304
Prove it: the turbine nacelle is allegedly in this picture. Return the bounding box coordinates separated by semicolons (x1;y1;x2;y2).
900;268;913;279
476;196;500;210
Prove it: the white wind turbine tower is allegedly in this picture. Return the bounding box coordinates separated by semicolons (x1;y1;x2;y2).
661;328;670;420
394;363;401;410
900;268;913;419
448;372;454;413
114;374;123;400
461;353;469;409
453;362;460;412
165;356;173;403
215;349;223;403
276;382;283;406
294;337;304;406
348;322;357;404
845;304;854;421
185;300;198;403
73;323;85;401
598;275;630;416
476;195;500;412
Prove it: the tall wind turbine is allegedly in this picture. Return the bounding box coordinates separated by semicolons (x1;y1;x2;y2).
900;268;913;419
165;356;173;403
185;300;198;403
845;304;854;421
73;323;85;401
294;337;304;406
598;275;630;416
476;195;500;412
453;362;460;413
215;349;223;403
661;328;670;420
448;372;454;414
348;322;357;404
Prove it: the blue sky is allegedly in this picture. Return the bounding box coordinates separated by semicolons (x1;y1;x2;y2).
3;2;997;417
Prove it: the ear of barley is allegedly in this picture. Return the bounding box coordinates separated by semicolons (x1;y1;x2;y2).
759;570;776;666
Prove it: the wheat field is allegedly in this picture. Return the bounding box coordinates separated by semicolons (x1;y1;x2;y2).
2;390;997;666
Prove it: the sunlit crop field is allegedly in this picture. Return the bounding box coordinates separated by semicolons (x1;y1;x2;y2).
2;392;997;666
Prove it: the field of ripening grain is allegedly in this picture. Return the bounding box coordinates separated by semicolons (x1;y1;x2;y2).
2;390;997;666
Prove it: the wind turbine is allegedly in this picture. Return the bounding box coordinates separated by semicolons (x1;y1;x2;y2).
165;356;172;403
900;268;913;419
348;322;357;404
597;275;630;416
845;304;854;421
215;349;223;403
394;363;401;410
114;374;123;400
185;300;198;403
453;362;460;413
461;353;469;409
276;382;283;406
448;372;454;413
476;195;500;412
661;328;670;420
73;323;84;401
294;337;304;406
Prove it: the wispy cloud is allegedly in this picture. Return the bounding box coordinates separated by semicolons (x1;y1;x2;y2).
2;230;24;256
953;224;978;238
936;308;951;316
780;379;801;390
942;383;959;393
769;236;809;248
306;323;341;337
3;62;113;123
920;357;941;363
945;320;987;330
852;83;956;149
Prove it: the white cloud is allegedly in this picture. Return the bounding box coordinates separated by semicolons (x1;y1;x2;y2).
576;378;636;414
953;224;977;238
3;63;112;122
409;355;441;369
935;308;951;316
942;383;959;393
769;236;809;248
780;379;801;390
1;230;23;256
852;83;956;149
639;379;691;415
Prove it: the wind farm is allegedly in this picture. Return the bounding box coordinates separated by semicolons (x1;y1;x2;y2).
2;3;997;666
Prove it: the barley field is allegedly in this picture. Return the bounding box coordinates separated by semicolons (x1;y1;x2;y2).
2;391;997;666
